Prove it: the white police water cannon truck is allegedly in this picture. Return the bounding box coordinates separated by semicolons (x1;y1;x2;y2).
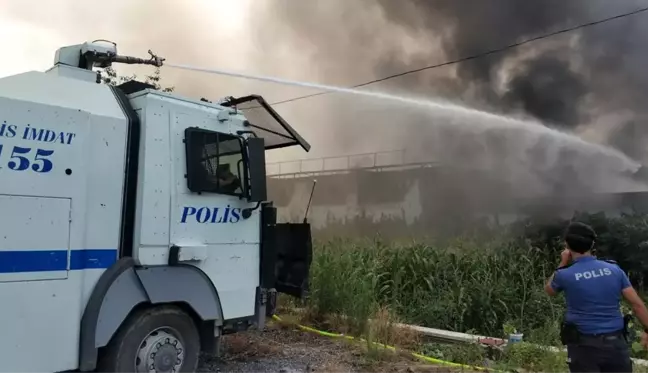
0;40;313;372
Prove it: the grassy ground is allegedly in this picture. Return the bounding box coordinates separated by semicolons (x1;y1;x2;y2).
208;317;476;372
282;236;648;372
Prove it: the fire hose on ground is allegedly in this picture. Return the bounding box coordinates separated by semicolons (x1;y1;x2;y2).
272;313;648;369
272;315;502;372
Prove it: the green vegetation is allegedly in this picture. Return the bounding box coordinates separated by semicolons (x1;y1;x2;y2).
286;211;648;371
307;236;563;339
420;341;568;372
100;66;175;92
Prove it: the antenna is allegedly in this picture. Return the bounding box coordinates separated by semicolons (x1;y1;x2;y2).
303;179;317;224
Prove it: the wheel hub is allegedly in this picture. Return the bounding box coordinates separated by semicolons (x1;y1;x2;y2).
136;328;185;373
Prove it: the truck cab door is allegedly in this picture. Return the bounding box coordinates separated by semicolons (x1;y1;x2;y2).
260;205;312;299
273;221;312;298
223;95;313;299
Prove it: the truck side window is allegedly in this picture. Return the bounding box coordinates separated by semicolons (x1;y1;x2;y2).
184;127;246;196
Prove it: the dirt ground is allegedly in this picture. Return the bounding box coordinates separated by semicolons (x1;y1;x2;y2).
197;321;461;373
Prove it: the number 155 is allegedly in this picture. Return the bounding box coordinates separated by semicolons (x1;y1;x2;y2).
0;145;55;173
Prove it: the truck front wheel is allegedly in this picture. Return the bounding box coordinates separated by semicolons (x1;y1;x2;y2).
98;305;201;372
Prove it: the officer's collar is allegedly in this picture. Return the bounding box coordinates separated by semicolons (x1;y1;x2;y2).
572;255;596;263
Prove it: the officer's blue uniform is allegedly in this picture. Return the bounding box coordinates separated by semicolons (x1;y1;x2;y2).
551;256;633;372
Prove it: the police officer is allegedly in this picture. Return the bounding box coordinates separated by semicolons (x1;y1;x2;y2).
545;222;648;372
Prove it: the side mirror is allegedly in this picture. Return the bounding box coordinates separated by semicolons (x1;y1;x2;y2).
247;137;267;203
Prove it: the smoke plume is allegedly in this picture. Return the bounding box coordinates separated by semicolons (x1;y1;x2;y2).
253;0;648;160
245;0;648;225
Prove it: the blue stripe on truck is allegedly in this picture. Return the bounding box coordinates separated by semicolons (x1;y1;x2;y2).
0;249;117;273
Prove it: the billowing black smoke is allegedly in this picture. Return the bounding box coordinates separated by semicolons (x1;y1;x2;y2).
503;58;588;127
258;0;648;160
375;0;648;139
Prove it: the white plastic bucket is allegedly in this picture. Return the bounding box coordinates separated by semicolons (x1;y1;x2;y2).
508;333;524;344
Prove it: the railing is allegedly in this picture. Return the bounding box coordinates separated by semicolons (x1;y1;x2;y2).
266;149;437;176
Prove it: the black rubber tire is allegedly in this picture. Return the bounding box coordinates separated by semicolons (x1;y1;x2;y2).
97;305;201;373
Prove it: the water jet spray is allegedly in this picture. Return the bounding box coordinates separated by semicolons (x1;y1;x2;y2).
164;62;642;180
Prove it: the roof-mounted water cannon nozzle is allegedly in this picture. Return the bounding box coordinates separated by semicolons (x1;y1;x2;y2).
111;50;165;67
53;40;165;71
149;50;165;67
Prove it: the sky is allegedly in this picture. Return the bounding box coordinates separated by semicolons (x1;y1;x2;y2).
0;0;271;95
0;0;298;161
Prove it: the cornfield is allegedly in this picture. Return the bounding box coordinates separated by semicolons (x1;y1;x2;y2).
297;211;648;359
308;237;563;342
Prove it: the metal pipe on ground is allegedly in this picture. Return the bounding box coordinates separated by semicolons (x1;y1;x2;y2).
276;307;648;366
395;322;648;367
